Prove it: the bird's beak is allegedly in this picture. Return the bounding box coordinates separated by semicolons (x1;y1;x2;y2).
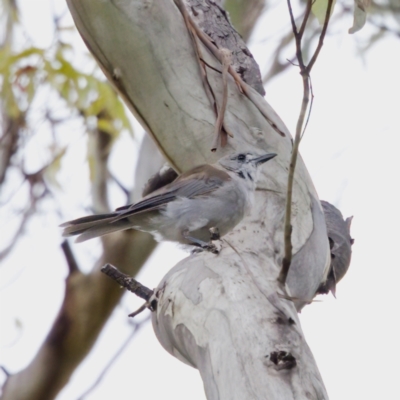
252;153;277;166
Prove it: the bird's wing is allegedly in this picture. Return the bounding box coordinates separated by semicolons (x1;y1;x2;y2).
112;164;231;221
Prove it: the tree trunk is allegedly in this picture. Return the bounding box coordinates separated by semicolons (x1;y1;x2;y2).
64;0;331;398
3;0;331;398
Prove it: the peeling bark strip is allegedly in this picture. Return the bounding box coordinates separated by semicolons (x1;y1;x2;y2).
187;0;265;96
174;0;232;150
175;0;287;138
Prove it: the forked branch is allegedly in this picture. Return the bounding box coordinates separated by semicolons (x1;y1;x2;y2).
279;0;334;285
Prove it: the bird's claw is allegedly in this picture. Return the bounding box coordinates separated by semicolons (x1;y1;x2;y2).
203;241;220;254
190;240;221;255
209;227;220;241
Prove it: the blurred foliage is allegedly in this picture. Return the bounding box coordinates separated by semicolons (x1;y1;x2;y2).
260;0;400;84
0;0;133;258
0;14;132;137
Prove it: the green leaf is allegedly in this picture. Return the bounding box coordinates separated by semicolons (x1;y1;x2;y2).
348;0;371;34
312;0;336;26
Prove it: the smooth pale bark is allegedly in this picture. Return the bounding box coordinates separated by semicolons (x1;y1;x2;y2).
64;0;330;398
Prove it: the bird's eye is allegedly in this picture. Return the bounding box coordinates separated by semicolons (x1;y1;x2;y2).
237;154;246;161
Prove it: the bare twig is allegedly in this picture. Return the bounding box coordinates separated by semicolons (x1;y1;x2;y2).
298;0;313;40
279;0;333;285
128;303;148;318
307;1;334;73
101;264;154;303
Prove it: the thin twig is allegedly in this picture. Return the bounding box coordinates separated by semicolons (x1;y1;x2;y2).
128;303;148;318
279;0;333;285
298;0;313;40
287;0;298;37
307;0;334;72
287;0;305;70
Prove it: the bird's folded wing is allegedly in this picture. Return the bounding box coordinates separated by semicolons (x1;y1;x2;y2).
112;165;231;222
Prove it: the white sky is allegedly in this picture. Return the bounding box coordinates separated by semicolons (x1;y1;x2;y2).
1;1;400;399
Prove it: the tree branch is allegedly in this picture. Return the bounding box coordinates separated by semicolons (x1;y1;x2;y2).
101;264;154;303
307;0;334;73
279;0;333;285
60;240;80;274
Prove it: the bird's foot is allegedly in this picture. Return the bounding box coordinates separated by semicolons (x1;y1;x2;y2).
184;230;220;254
202;241;221;254
209;227;220;241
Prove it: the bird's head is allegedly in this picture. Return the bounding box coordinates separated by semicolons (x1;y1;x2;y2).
218;152;277;183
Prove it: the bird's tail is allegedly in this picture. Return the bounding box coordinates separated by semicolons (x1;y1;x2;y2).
60;213;132;243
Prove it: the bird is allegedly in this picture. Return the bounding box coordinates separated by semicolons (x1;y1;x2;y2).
61;152;276;250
